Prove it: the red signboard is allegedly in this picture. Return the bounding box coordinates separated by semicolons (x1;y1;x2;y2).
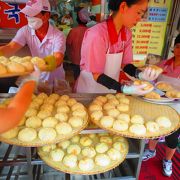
0;2;27;28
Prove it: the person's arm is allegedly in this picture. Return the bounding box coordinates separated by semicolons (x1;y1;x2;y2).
0;81;35;133
0;41;23;57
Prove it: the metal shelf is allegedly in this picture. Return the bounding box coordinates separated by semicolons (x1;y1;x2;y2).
0;93;146;180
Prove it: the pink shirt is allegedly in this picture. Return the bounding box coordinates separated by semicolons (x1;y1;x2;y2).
12;24;66;58
158;57;180;78
66;25;88;65
80;18;133;73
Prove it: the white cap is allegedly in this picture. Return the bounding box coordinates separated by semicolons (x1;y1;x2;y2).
21;0;51;17
78;8;91;23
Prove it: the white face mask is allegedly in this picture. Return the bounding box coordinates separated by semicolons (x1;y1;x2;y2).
27;17;43;30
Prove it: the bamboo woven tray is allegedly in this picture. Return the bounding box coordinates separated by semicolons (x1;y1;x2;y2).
90;96;180;139
38;134;129;175
0;95;89;147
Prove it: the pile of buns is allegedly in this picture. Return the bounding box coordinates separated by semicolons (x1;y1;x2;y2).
0;94;88;145
0;56;47;75
156;82;180;99
89;94;172;136
149;65;163;75
38;133;128;173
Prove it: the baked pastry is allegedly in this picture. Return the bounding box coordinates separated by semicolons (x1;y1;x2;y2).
49;93;59;100
82;147;96;158
78;158;94;171
71;135;80;143
0;63;7;75
31;56;47;70
60;95;70;101
72;109;87;118
1;127;19;139
0;56;9;64
95;96;107;103
25;116;42;128
29;102;40;110
88;133;97;139
117;104;129;112
166;90;180;98
68;116;83;128
37;93;48;100
55;122;72;135
91;110;103;121
55;100;67;107
113;136;126;143
107;109;120;118
42;144;56;152
57;105;70;113
32;98;44;105
42;117;58;128
63;154;78;168
100;116;114;128
113;142;126;152
57;140;70;149
93;100;104;106
89;104;102;112
55;113;68;122
106;94;116;99
18;128;37;142
40;104;54;112
131;115;144;124
100;136;113;145
25;108;38;117
7;62;26;73
103;103;115;110
95;154;110;166
107;148;122;160
67;98;77;107
155;116;171;128
71;103;84;111
115;93;126;99
37;110;51;119
113;120;129;131
144;91;161;99
108;98;119;105
119;98;130;105
50;149;64;162
38;128;57;141
21;61;34;72
129;124;146;135
67;144;81;155
117;113;130;123
80;137;93;146
95;142;109;153
146;121;159;133
156;82;172;91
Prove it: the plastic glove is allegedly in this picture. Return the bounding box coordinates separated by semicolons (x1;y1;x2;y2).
138;67;159;81
122;84;153;96
16;65;41;87
44;55;56;71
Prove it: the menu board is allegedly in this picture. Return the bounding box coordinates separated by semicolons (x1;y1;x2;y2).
132;0;172;56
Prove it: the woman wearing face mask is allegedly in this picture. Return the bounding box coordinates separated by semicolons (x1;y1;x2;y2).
75;0;160;95
0;0;66;88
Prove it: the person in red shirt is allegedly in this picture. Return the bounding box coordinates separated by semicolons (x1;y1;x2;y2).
142;34;180;177
66;7;90;80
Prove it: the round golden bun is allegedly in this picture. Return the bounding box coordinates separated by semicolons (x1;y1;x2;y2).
18;128;37;142
78;158;94;171
156;82;173;91
1;127;19;139
38;128;57;141
0;63;8;75
144;91;161;99
7;62;26;73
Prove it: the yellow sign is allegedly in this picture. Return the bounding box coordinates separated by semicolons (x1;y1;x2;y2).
132;0;172;56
